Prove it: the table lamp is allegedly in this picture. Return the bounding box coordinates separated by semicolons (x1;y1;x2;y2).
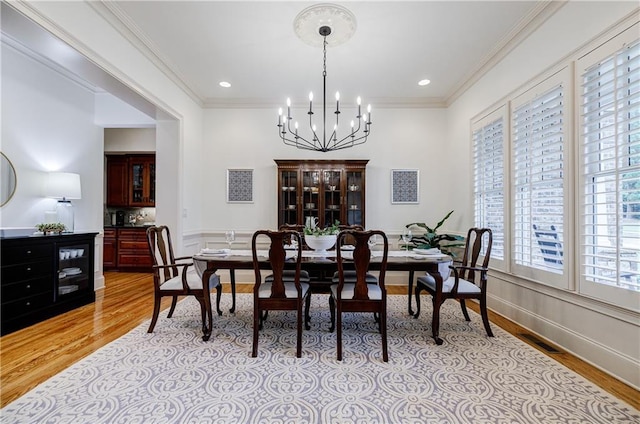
46;172;81;233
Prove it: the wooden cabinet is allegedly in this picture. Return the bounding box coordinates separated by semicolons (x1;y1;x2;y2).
0;232;97;335
275;159;368;229
106;156;129;207
103;229;117;268
106;154;155;207
117;228;152;269
128;155;155;207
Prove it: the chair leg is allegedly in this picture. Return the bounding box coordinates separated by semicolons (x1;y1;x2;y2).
296;304;303;358
432;296;444;345
195;295;212;341
328;295;336;332
336;306;343;361
252;307;260;357
147;294;161;333
167;295;178;318
480;296;494;337
380;307;388;362
413;285;423;318
304;293;311;330
460;299;471;321
215;285;223;316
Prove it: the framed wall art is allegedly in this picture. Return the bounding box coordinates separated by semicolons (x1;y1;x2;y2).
391;169;419;204
227;169;254;203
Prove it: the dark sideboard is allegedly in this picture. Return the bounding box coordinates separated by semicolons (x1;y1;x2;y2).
1;232;98;335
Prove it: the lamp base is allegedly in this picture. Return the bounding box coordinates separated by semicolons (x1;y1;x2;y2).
56;200;74;233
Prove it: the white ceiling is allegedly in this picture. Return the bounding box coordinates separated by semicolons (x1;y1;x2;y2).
101;1;550;108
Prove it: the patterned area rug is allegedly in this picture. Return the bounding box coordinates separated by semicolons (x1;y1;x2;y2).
2;294;638;423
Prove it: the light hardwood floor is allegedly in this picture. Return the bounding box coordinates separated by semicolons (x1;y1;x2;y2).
1;272;638;409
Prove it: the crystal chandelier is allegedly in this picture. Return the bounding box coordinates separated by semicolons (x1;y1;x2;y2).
277;5;372;152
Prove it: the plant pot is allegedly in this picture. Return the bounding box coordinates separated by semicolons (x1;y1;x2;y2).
305;234;337;253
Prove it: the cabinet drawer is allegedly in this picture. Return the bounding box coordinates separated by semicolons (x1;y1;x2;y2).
118;254;153;267
1;259;51;284
1;276;51;300
1;291;53;319
118;229;148;241
103;229;117;239
1;243;52;264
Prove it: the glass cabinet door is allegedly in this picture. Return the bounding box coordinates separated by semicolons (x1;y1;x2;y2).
56;241;91;300
129;156;155;207
130;161;145;204
346;171;364;227
279;170;298;225
302;171;320;227
323;170;341;227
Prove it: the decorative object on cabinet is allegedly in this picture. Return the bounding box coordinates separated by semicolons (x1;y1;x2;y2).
275;159;367;230
391;169;419;204
45;172;82;232
277;4;372;152
0;152;17;207
35;222;66;235
226;169;253;203
106;154;155;207
0;232;97;335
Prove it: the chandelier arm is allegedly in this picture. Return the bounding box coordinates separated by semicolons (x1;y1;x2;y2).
331;132;369;150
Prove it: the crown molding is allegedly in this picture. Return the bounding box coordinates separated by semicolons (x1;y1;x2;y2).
2;33;101;94
203;96;446;109
90;1;205;108
445;0;568;107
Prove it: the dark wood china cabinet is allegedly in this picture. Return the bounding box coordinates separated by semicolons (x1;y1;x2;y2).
275;159;367;229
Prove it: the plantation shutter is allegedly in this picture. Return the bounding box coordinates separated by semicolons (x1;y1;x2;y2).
581;39;640;291
473;115;504;261
513;84;565;274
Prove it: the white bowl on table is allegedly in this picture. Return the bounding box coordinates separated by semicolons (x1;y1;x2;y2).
305;235;337;253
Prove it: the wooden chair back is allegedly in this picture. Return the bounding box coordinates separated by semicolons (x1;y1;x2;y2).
335;229;388;300
252;229;303;298
457;227;493;286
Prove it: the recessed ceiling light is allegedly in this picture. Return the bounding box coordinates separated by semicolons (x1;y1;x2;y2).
418;79;431;86
219;81;231;88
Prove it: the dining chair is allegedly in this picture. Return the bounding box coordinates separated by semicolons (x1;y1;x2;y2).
332;224;376;283
414;227;493;345
146;225;222;340
329;229;389;361
251;229;311;358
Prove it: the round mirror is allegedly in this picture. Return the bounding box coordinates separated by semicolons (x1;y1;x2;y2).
1;152;17;207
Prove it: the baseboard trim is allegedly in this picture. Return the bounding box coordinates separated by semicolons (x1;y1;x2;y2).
489;294;640;390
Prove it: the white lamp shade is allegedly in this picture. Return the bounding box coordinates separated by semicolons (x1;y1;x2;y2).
46;172;81;200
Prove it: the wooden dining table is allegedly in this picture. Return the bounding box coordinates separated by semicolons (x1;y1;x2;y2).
192;249;451;341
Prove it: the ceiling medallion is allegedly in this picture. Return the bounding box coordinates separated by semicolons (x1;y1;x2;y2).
278;4;371;153
293;3;357;48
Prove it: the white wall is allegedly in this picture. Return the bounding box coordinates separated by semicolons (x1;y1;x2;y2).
104;128;156;152
0;43;103;233
201;106;455;236
446;2;640;388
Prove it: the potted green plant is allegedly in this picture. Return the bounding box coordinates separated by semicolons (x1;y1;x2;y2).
404;210;465;255
36;222;66;235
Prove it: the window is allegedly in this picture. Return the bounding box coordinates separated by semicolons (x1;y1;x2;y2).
511;69;570;288
473;108;505;268
579;34;640;300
